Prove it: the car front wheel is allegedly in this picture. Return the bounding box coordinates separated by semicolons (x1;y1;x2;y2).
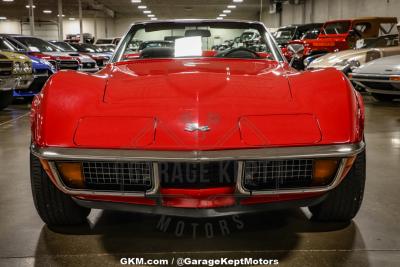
309;150;366;222
30;153;91;226
0;90;13;110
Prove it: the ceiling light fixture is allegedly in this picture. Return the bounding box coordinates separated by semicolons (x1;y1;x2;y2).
228;5;236;8
150;17;157;20
143;10;151;14
2;0;14;2
0;16;7;20
43;10;52;14
219;14;227;17
138;5;147;9
148;14;155;17
233;0;243;2
25;5;36;8
223;10;231;13
57;14;66;17
131;0;141;3
69;17;75;20
216;17;223;20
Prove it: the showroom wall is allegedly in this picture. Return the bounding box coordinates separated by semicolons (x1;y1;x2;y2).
262;0;400;28
0;17;115;40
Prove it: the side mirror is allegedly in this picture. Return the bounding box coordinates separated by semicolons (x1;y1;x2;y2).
287;44;304;66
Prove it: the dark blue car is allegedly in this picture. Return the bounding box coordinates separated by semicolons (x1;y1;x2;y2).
13;55;56;97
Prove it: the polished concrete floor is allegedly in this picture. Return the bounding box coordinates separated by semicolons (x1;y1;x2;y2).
0;96;399;267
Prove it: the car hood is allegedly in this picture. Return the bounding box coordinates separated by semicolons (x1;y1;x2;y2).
0;51;30;62
43;52;95;63
92;58;321;149
309;49;370;68
353;55;400;75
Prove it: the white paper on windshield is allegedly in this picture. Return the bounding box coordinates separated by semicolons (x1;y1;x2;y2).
174;36;202;57
356;39;364;49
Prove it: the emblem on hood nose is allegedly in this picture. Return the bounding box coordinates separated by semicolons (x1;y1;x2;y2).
184;123;210;132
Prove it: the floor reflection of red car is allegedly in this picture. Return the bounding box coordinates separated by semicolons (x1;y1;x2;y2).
30;20;366;228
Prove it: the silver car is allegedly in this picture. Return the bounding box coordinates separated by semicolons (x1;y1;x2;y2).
349;55;400;101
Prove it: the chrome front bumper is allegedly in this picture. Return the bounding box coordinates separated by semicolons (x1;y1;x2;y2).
31;142;365;198
0;77;18;90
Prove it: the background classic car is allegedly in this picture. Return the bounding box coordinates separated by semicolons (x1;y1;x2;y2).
349;54;400;101
0;51;32;110
30;20;365;227
306;37;400;73
285;17;398;69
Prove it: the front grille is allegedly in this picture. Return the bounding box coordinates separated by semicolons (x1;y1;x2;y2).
0;61;12;69
58;60;79;70
243;159;314;190
33;69;49;76
159;161;237;188
0;70;12;76
81;161;153;192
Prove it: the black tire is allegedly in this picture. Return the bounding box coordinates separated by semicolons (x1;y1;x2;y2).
0;90;13;110
30;153;90;226
309;150;366;222
372;93;396;102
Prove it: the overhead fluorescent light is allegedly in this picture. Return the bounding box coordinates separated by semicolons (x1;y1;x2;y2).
150;17;158;20
2;0;14;2
233;0;243;2
138;5;147;9
69;17;76;21
25;5;36;8
131;0;141;3
219;14;227;17
143;10;151;14
0;16;7;20
228;5;236;8
216;17;224;20
148;14;155;17
43;10;52;14
223;10;231;13
57;14;66;17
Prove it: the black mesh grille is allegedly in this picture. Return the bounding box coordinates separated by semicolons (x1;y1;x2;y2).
159;161;237;188
82;161;153;191
0;61;12;69
58;60;79;70
243;159;314;190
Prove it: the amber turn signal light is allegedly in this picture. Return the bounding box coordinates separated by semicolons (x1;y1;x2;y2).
389;76;400;81
312;159;340;186
56;162;85;189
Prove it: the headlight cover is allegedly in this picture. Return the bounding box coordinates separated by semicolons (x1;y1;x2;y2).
12;62;21;74
23;62;32;73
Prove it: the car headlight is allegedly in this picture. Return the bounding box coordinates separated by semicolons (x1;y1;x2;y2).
23;62;32;73
13;62;21;74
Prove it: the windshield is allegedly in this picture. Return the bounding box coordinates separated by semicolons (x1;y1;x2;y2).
322;21;351;34
53;42;77;52
15;37;59;52
0;38;17;52
274;27;296;44
301;29;320;40
115;21;280;62
96;39;113;45
72;43;103;53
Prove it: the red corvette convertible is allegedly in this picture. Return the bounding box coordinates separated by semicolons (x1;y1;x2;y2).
30;20;366;226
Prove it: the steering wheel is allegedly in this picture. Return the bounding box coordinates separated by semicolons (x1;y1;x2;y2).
217;47;261;59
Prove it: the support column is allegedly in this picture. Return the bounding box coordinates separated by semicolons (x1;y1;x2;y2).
28;0;34;35
78;0;83;43
58;0;63;41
